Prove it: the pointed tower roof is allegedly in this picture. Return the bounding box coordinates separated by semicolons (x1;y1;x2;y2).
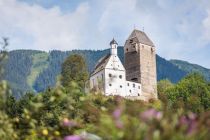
110;38;118;45
128;29;154;46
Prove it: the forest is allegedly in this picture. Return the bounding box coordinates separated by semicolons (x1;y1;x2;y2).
0;45;210;139
3;47;210;98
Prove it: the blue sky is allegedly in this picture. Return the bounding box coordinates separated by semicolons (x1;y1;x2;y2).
0;0;210;68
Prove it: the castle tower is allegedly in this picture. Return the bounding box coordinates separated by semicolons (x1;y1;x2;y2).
124;29;157;100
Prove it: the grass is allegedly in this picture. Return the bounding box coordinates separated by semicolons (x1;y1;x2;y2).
27;52;49;91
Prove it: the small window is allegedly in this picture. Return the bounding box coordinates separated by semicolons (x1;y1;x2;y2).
138;93;140;96
109;84;112;86
129;90;131;93
130;40;133;43
126;48;128;52
133;45;135;48
118;65;119;67
133;84;135;88
120;85;122;88
119;75;122;79
109;74;112;77
127;83;129;86
138;86;140;89
101;74;103;80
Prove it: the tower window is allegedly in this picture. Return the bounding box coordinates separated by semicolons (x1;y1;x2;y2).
119;75;122;79
127;83;129;86
131;78;138;81
120;85;122;88
130;40;133;43
109;84;112;86
109;74;112;77
133;84;135;88
129;90;131;93
138;93;140;96
126;48;128;52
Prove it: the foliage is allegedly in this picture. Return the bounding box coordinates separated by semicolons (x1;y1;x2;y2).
1;74;210;140
165;73;210;113
5;47;209;96
61;54;89;90
1;82;210;140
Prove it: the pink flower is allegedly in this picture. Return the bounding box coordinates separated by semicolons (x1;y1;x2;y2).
140;108;163;121
62;118;77;127
115;120;123;129
64;135;81;140
179;114;197;135
112;108;122;119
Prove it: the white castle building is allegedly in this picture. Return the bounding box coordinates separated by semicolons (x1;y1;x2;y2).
88;29;157;101
89;39;141;97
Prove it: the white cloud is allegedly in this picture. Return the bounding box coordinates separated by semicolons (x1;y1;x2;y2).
203;9;210;43
0;0;209;68
0;0;89;50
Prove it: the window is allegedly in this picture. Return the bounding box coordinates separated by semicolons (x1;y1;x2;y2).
133;84;135;88
101;74;103;80
127;83;129;86
129;90;131;93
120;85;122;88
138;86;140;89
130;39;133;43
138;93;140;96
126;48;128;52
133;45;135;48
109;84;112;86
119;75;122;79
109;74;112;77
131;78;138;82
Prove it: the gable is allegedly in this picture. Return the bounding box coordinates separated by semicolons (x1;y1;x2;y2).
105;55;125;71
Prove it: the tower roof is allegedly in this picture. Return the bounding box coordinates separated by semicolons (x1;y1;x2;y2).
128;29;154;46
110;38;118;45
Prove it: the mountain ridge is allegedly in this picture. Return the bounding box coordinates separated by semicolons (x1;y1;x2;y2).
4;47;209;97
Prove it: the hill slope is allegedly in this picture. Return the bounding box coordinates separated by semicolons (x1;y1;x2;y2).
4;47;209;97
170;59;210;81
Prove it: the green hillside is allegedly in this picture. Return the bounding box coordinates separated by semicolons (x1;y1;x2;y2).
170;59;210;81
4;47;209;97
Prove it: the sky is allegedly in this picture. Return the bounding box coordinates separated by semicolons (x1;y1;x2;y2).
0;0;210;68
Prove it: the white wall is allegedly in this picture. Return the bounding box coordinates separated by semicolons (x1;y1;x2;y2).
90;70;105;92
125;81;141;97
104;68;126;96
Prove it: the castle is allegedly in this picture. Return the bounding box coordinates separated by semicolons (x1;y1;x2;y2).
89;29;157;101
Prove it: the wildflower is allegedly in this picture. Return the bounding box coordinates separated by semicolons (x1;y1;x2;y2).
112;108;122;119
62;118;77;127
140;108;163;121
179;113;197;135
42;129;48;136
64;135;81;140
115;120;123;129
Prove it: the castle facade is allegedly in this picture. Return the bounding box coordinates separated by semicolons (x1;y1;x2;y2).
89;29;157;101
